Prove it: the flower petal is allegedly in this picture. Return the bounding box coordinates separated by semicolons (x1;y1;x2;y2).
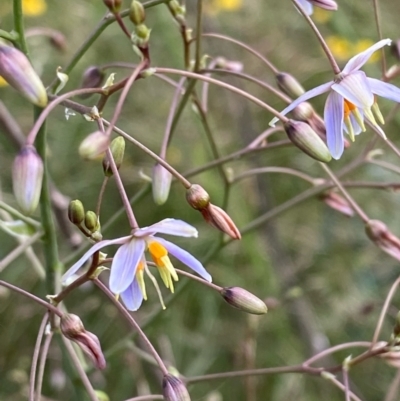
269;81;333;126
367;78;400;103
342;39;391;74
110;238;145;293
325;91;344;159
332;70;373;109
62;236;130;284
294;0;313;15
134;218;198;238
153;237;212;282
120;277;144;311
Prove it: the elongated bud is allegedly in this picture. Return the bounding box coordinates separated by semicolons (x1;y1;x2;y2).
0;41;47;107
167;0;186;24
365;220;400;261
163;374;191;401
102;137;125;176
152;164;172;205
85;211;100;232
129;0;145;25
215;57;243;73
201;204;241;240
308;0;338;10
103;0;122;13
60;314;106;370
276;72;305;98
220;287;268;315
79;131;110;160
284;120;332;162
12;146;43;215
79;66;105;99
68;200;85;225
319;191;354;217
186;184;210;210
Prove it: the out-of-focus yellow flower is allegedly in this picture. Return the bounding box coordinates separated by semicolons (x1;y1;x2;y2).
355;39;380;63
23;0;47;17
313;8;332;24
0;76;8;87
205;0;242;15
326;35;352;61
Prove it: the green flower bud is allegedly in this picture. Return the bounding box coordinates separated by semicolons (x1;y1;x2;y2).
152;164;172;205
12;146;43;215
0;41;47;107
220;287;268;315
68;200;85;225
284;120;332;162
163;374;191;401
79;131;110;160
85;211;100;232
129;0;145;25
167;0;186;24
186;184;210;210
102;137;125;177
276;72;305;98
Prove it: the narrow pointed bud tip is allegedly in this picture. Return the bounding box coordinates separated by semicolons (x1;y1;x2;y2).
276;72;305;98
0;42;47;107
220;287;268;315
186;184;210;210
102;136;125;176
365;220;400;261
79;66;105;99
201;204;241;239
284;120;332;162
129;0;146;25
152;164;172;205
79;131;110;160
319;191;354;217
163;374;191;401
12;146;44;215
60;314;106;370
68;200;85;225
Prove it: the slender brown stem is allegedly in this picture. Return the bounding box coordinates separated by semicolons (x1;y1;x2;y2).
372;0;387;76
96;177;109;217
175;268;222;291
35;331;53;401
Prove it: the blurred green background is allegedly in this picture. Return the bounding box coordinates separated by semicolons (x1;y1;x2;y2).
1;0;400;400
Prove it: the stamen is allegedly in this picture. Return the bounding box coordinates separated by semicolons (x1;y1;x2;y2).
372;101;385;125
344;117;355;142
136;263;147;300
144;265;166;309
352;108;366;132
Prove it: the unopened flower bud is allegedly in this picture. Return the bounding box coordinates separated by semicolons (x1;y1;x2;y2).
365;220;400;261
220;287;268;315
215;57;243;73
60;314;106;370
319;191;354;217
79;66;105;99
68;200;85;225
276;72;305;98
308;0;338;11
284;120;332;162
49;32;67;52
12;146;43;215
186;184;210;210
167;0;186;24
152;164;172;205
79;131;110;160
201;204;241;240
0;41;47;107
103;0;122;13
129;0;145;25
102;137;125;177
163;374;191;401
85;211;100;232
135;24;151;42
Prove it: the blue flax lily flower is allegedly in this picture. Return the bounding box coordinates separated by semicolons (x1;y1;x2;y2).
270;39;400;159
295;0;338;16
62;219;211;311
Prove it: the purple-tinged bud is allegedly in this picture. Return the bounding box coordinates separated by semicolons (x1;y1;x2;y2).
103;0;122;13
79;66;105;99
79;131;110;160
102;137;125;177
186;184;210;210
163;374;191;401
365;220;400;262
152;164;172;205
276;72;305;98
12;146;43;215
220;287;268;315
85;211;100;232
201;204;241;240
215;57;243;73
68;200;85;225
60;314;106;370
0;42;47;107
308;0;338;11
284;120;332;162
49;32;67;52
129;0;146;25
319;191;354;217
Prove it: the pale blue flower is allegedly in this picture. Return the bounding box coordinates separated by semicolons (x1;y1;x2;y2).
270;39;400;159
62;219;211;311
295;0;338;16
